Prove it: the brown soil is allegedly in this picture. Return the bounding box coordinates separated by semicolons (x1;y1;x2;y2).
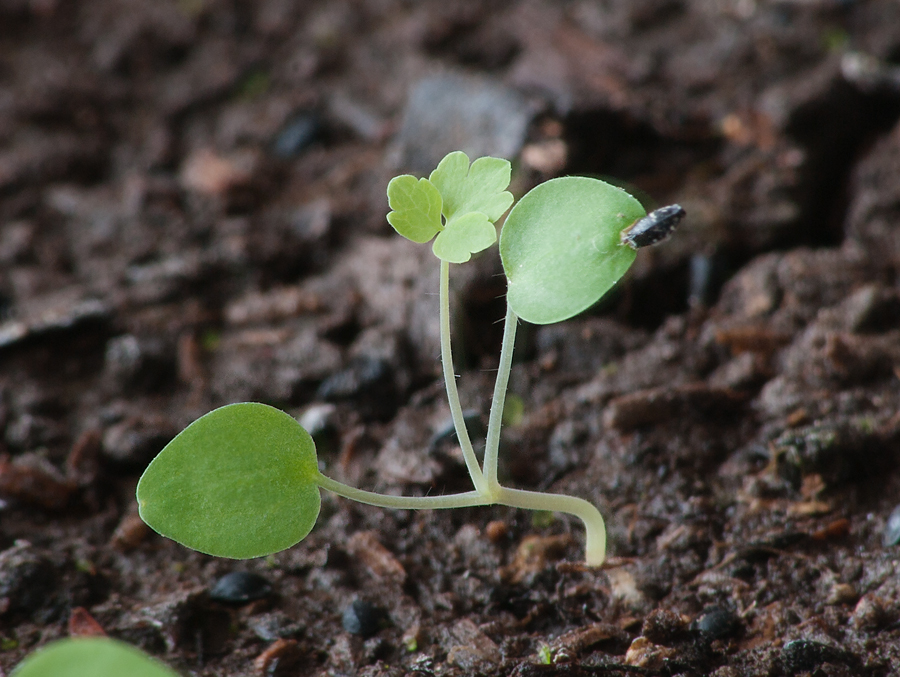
2;1;900;675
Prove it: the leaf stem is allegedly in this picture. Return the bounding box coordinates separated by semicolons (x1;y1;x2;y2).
317;471;606;565
316;472;489;510
483;301;517;492
439;259;488;495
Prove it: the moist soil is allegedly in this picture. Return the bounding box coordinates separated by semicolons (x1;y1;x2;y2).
2;1;900;676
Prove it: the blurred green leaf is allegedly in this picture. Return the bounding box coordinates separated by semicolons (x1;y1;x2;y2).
12;638;178;677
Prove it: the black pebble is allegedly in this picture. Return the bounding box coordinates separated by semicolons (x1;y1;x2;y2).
883;504;900;546
273;113;319;159
781;639;857;673
209;571;272;604
693;607;737;640
342;599;383;637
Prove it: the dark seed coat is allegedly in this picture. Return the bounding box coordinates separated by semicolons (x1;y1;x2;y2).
621;204;685;249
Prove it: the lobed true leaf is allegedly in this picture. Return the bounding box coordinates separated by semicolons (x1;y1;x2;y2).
386;175;443;244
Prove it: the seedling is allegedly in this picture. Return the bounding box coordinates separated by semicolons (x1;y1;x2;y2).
137;151;678;566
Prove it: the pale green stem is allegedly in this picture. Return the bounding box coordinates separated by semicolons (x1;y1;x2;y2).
496;486;607;566
439;259;488;495
483;301;517;492
317;472;605;565
314;262;606;566
316;472;489;510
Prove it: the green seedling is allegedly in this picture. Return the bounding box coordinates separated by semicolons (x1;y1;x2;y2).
137;151;670;566
12;637;178;677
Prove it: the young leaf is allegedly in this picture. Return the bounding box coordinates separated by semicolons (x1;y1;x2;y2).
12;638;178;677
432;211;496;264
500;177;644;325
137;402;321;559
386;175;443;243
429;151;513;223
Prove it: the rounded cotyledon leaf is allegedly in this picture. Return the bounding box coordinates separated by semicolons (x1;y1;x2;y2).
499;176;645;325
137;402;320;559
12;638;179;677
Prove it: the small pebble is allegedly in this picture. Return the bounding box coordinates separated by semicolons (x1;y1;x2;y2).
781;639;855;673
484;520;508;543
851;594;886;630
272;113;319;159
693;607;738;640
209;571;273;604
882;504;900;546
342;599;383;637
826;582;858;605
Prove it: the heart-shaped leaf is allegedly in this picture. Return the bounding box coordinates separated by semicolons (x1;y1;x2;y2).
500;177;644;325
137;403;321;559
386;175;443;243
12;638;178;677
432;211;497;263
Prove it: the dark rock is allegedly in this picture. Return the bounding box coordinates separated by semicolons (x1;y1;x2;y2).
209;571;273;604
692;607;738;640
781;639;858;674
769;422;889;490
341;599;383;637
272;112;319;158
0;542;59;621
883;504;900;547
138;589;228;654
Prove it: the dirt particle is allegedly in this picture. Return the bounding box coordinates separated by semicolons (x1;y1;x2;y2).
624;636;676;670
254;638;301;677
0;452;75;510
444;618;501;670
110;511;151;552
68;606;107;637
346;531;406;584
500;534;573;585
641;608;689;644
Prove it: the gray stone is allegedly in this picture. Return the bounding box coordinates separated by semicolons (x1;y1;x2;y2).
395;73;534;173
